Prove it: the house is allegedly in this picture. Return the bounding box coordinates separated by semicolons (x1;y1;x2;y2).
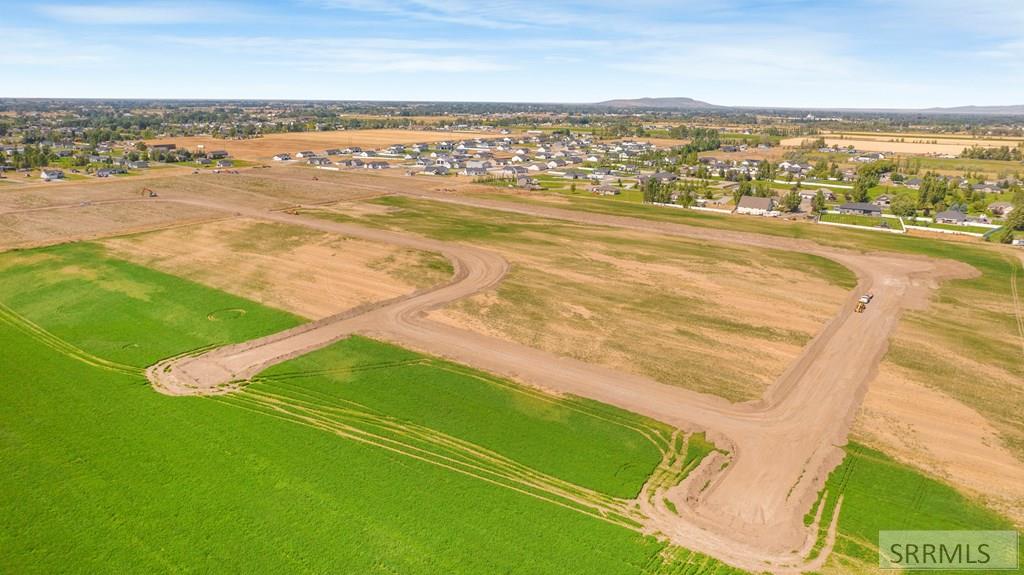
40;169;65;181
421;166;449;176
324;149;342;156
904;177;922;190
526;163;547;172
854;152;885;163
838;202;882;216
988;201;1014;216
95;167;125;177
736;196;776;216
592;185;621;196
873;194;892;208
365;161;390;170
308;157;332;166
972;183;1001;194
216;159;233;168
561;169;587;180
295;151;316;158
196;158;212;165
272;153;292;161
799;188;835;202
150;143;176;152
129;161;149;169
208;150;229;159
461;167;488;176
934;210;967;225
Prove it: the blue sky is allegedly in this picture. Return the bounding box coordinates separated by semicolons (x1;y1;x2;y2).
2;0;1022;107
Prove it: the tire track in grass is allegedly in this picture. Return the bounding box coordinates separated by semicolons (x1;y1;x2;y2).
0;301;142;376
209;389;651;530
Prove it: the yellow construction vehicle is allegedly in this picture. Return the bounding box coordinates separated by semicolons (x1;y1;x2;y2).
855;301;866;313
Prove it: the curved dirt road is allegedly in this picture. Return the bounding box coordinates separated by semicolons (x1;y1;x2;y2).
3;190;974;573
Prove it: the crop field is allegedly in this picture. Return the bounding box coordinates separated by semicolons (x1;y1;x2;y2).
473;187;1024;523
298;195;854;401
819;212;904;231
0;241;751;574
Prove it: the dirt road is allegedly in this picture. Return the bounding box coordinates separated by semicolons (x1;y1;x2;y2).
1;185;974;573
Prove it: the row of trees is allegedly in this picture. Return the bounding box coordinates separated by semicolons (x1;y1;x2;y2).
0;145;56;169
960;145;1024;161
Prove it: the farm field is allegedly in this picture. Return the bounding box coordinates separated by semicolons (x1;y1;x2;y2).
298;194;854;401
460;186;1024;523
0;241;740;574
782;133;1024;155
144;129;482;161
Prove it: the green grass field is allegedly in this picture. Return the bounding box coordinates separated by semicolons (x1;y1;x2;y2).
819;212;905;231
812;444;1023;574
0;242;744;574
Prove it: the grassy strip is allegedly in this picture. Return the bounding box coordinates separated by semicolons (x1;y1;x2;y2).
819;212;905;231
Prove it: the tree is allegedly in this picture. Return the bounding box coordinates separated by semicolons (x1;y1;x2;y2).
781;190;802;212
852;175;875;203
889;194;917;219
812;190;826;213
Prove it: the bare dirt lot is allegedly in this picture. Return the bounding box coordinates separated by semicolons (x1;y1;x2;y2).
101;218;451;320
144;129;481;161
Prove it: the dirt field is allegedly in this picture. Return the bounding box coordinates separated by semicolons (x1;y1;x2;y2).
781;134;1023;155
101;218;451;320
144;129;482;161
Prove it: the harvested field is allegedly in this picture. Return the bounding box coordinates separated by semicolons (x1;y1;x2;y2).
145;129;481;161
781;134;1023;155
101;218;452;320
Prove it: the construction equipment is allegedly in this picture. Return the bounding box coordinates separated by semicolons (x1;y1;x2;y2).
855;301;866;313
141;188;158;198
858;293;873;305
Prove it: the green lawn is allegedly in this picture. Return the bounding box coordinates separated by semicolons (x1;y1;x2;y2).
907;220;996;234
819;212;904;231
0;242;738;574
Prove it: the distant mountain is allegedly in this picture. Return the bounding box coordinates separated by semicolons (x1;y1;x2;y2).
916;104;1024;115
592;97;721;110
